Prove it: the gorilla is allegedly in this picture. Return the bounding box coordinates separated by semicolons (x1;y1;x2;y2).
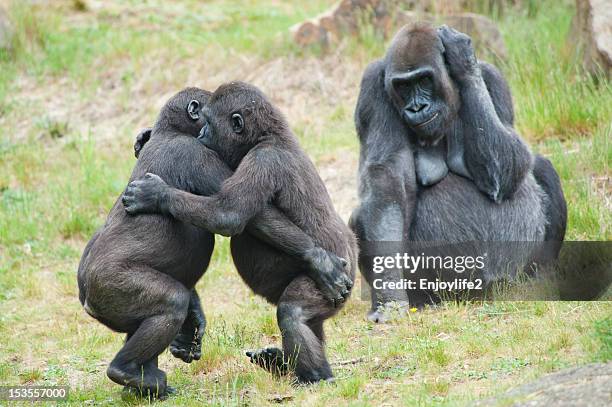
122;82;358;384
349;24;567;322
78;88;350;398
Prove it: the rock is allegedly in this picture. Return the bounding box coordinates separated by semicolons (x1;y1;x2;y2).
291;0;400;48
0;6;13;52
291;1;507;60
292;20;327;48
477;362;612;406
405;1;536;17
570;0;612;76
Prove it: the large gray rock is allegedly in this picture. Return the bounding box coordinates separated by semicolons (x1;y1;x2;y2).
0;6;12;52
477;362;612;406
291;0;506;61
570;0;612;76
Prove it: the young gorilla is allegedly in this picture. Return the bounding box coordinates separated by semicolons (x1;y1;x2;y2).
122;82;358;383
78;88;350;398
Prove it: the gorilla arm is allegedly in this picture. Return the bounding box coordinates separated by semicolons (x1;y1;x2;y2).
352;60;417;242
439;26;532;203
349;60;417;312
131;133;319;258
148;146;278;237
123;147;350;303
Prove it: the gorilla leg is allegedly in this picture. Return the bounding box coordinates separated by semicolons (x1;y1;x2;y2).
120;339;170;397
170;288;206;363
279;276;334;383
89;266;190;399
411;174;546;288
248;276;334;383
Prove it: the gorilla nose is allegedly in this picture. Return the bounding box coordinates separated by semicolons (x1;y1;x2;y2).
407;102;428;113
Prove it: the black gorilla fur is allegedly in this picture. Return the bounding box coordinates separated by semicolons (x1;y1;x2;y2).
122;82;358;384
349;24;567;322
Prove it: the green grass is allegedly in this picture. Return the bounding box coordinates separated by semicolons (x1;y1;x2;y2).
501;4;611;141
0;0;610;406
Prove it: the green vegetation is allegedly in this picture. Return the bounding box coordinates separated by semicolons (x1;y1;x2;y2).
0;0;609;405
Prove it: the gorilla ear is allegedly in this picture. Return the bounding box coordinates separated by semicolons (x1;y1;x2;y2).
187;100;200;121
231;113;244;134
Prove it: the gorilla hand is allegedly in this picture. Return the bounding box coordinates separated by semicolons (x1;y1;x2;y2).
170;313;205;363
304;247;352;307
122;173;171;215
134;128;152;158
438;25;479;82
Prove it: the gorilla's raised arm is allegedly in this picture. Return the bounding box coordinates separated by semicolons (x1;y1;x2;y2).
439;26;532;202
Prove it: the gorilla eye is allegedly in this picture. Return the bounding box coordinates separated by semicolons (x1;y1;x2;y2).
421;76;433;88
231;113;244;134
187;100;200;121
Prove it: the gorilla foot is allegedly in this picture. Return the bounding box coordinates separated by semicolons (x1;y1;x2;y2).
367;300;411;323
107;362;168;400
122;385;175;401
170;332;201;363
295;367;334;384
246;347;288;376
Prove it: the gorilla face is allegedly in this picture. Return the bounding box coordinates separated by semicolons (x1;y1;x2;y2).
384;24;460;146
197;110;245;159
197;81;285;168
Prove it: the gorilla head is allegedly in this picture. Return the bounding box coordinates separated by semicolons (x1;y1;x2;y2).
197;81;288;168
154;87;211;137
384;23;460;146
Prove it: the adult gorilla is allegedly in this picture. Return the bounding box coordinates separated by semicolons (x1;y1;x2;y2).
349;24;567;322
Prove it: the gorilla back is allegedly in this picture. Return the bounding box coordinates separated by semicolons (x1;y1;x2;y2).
77;88;217;399
78;137;215;298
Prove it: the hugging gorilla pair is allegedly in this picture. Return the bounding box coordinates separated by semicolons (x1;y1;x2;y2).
78;83;357;398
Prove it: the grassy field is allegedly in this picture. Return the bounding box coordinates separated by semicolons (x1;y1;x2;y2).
0;0;610;405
